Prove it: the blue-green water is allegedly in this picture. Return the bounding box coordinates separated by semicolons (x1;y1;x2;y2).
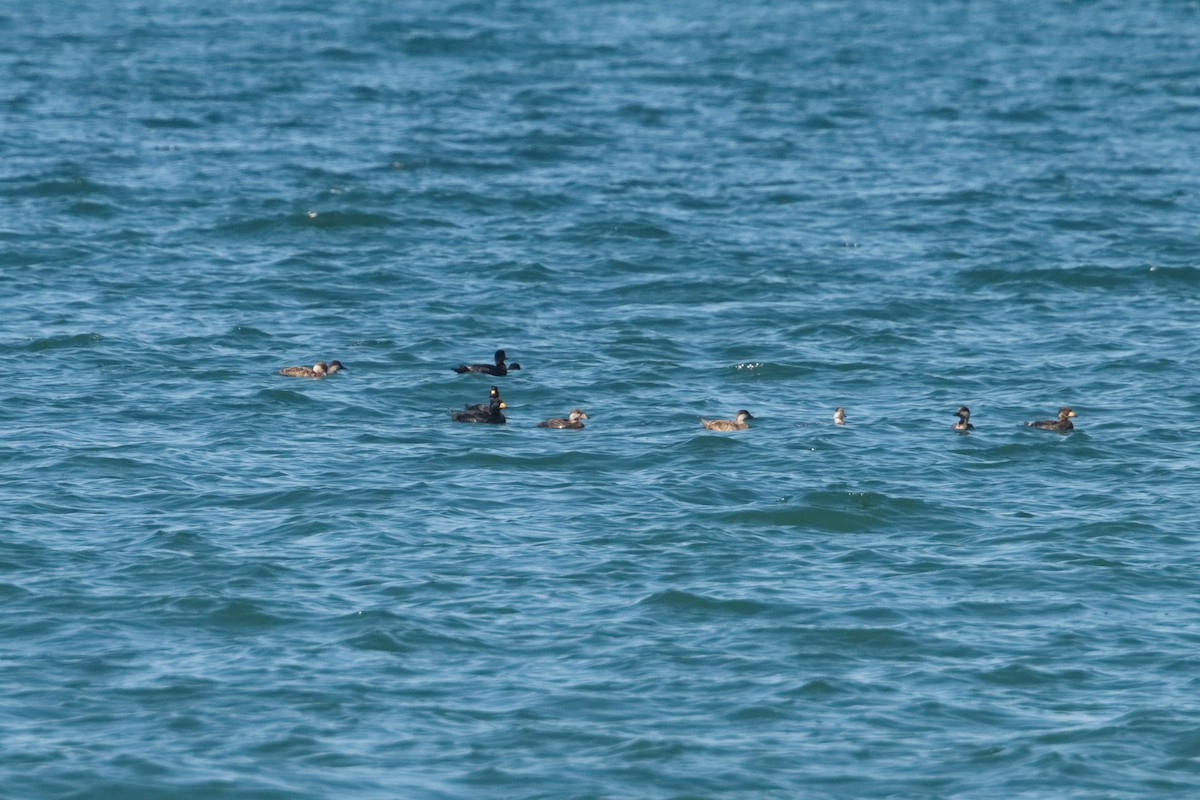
4;2;1200;797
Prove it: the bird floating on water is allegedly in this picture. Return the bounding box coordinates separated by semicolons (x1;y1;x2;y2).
1026;406;1075;432
453;349;520;376
700;410;755;431
277;360;346;378
451;386;507;424
537;409;587;429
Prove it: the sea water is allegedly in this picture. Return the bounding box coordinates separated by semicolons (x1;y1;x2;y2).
3;2;1200;797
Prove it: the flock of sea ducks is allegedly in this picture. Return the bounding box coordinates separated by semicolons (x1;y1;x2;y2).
276;349;1080;433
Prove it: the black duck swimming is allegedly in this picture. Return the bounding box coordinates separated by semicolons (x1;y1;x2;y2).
1026;406;1075;432
453;349;520;376
452;387;507;424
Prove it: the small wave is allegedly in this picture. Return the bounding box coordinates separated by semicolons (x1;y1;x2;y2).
66;200;119;218
800;113;838;130
229;325;271;339
1146;264;1200;285
563;217;675;242
718;490;963;533
979;662;1086;688
961;264;1160;291
253;388;320;406
782;678;849;698
399;31;499;57
638;588;775;618
727;361;800;380
25;332;103;351
300;209;397;229
199;598;292;631
986;105;1052;124
140;116;203;129
11;176;110;198
0;582;33;601
343;630;411;654
492;260;555;281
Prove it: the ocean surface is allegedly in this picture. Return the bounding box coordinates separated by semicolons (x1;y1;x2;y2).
3;1;1200;797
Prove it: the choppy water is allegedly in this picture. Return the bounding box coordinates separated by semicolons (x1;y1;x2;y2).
4;2;1200;798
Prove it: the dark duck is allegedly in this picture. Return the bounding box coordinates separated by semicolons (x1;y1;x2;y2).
277;360;346;378
952;406;974;431
453;349;520;376
451;386;507;424
537;409;587;429
1026;406;1076;432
